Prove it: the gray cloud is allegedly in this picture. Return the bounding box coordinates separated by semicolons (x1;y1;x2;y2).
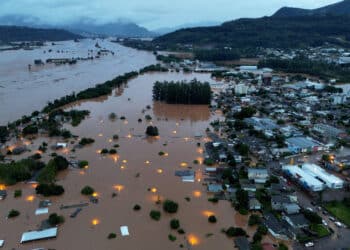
0;0;341;29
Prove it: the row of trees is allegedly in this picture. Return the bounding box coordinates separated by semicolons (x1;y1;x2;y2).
194;49;240;61
153;79;211;104
259;56;350;82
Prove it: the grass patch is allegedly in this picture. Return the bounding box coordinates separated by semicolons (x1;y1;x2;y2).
310;224;330;238
324;201;350;227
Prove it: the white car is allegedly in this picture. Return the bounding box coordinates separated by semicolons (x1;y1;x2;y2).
335;221;342;227
322;219;328;226
305;242;314;247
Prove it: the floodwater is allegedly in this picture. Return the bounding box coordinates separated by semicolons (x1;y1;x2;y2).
0;72;282;249
0;39;156;125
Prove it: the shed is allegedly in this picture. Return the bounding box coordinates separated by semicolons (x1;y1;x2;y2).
20;227;58;243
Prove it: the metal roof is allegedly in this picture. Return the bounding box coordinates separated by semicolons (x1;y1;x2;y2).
302;163;344;188
282;165;324;191
20;227;57;243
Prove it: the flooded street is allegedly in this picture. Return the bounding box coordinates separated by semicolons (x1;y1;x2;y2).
0;71;280;249
0;39;156;125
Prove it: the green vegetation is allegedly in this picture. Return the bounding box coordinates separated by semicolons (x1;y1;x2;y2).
150;210;161;221
0;158;44;185
153;79;211;105
133;204;141;211
225;227;247;237
79;138;95;146
208;197;219;203
235;189;249;211
81;186;95;196
146;126;159;136
158;151;165;156
100;149;109;154
177;228;185;234
14;189;22;198
302;209;322;224
8;209;20;218
168;234;177;242
248;214;262;226
0;126;9;143
194;49;240;61
152;15;350;50
163;200;179;213
109;149;117;154
78;161;89;169
278;243;289;250
108;233;117;239
170;219;180;229
48;213;64;226
324;199;350;226
208;215;217;223
23;124;38;135
310;224;330;238
259;57;350;82
37;156;69;184
36;183;65;196
139;64;168;74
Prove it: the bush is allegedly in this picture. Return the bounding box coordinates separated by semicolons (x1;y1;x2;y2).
168;234;177;241
163;200;179;213
177;228;185;234
145;115;152;120
158;151;165;156
14;189;22;198
204;158;215;166
278;243;289;250
78;160;89;168
253;232;262;243
8;209;20;218
208;215;217;223
170;219;180;229
133;204;141;211
36;183;64;196
48;213;64;226
225;227;246;237
109;149;117;154
113;134;119;140
257;225;268;235
81;186;95;196
248;214;262;226
208;197;219;203
100;149;109;154
150;210;161;221
146;126;159;136
79;138;95;146
108;233;117;239
109;113;117;120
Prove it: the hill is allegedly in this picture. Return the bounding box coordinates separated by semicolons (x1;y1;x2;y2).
153;15;350;50
274;0;350;17
0;25;82;43
0;15;154;38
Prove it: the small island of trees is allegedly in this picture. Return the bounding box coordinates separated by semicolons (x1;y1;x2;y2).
153;79;211;105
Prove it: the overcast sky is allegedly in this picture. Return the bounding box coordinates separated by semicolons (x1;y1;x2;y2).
0;0;341;29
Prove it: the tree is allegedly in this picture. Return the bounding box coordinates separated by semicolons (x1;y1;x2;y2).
23;125;38;135
48;213;64;226
8;209;20;218
248;214;262;226
36;184;64;196
236;189;249;210
81;186;95;196
170;219;180;229
225;227;246;237
150;210;161;221
51;155;69;171
208;215;217;223
163;200;179;213
146;126;159;136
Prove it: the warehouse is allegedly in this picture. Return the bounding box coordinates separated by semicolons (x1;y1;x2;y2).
301;163;344;189
286;136;323;153
282;165;324;192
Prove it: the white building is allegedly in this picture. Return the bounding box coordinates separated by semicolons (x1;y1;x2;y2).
282;165;324;192
301;163;344;189
234;83;249;95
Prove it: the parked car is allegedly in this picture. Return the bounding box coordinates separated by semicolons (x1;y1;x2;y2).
329;216;336;222
322;219;328;226
305;242;314;247
335;221;342;228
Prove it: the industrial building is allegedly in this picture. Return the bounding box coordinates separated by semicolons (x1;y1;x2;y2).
313;123;346;139
301;163;344;189
282;165;324;192
286;136;324;153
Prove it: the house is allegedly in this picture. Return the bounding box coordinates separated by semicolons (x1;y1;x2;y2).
234;236;250;250
284;214;309;229
313;124;346;139
249;198;262;211
283;203;301;215
271;195;292;211
56;142;67;149
286;136;323;153
263;213;289;240
248;168;268;184
207;184;223;193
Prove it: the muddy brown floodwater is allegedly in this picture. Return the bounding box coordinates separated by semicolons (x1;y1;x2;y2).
0;39;156;125
0;71;283;250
